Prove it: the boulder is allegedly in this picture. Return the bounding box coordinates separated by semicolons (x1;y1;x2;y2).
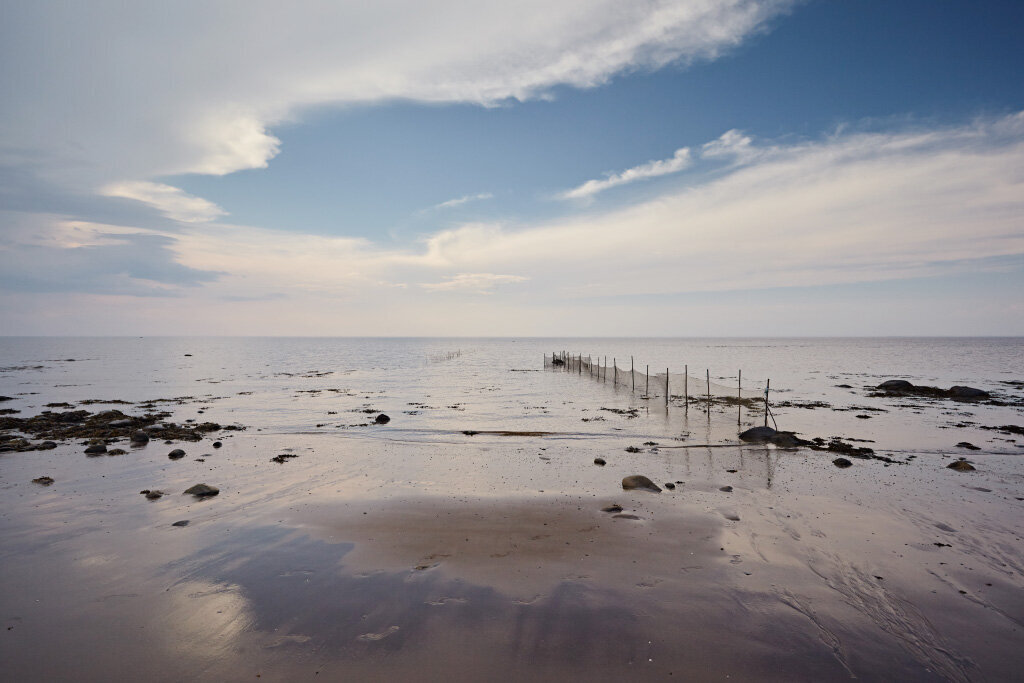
947;459;975;472
593;458;606;466
374;414;391;424
84;443;107;454
621;475;661;493
32;476;54;486
130;430;150;444
168;449;185;460
948;386;989;399
183;483;219;497
877;379;915;391
739;426;778;443
833;457;853;468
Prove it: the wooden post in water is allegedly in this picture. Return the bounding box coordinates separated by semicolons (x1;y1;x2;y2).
684;364;688;414
613;358;617;385
738;369;742;425
645;365;649;397
604;356;607;383
764;379;771;427
631;356;635;392
707;369;711;407
665;368;669;406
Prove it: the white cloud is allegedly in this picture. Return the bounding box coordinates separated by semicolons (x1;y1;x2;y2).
420;272;528;294
431;193;494;210
701;129;757;162
559;147;692;199
1;1;792;189
101;181;227;222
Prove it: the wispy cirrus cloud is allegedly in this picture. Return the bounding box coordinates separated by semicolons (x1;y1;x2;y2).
558;147;692;199
420;272;528;294
101;181;227;223
429;192;494;211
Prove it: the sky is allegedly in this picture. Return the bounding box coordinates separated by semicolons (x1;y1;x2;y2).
1;0;1023;336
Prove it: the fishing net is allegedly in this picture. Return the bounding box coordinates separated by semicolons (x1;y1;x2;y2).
544;352;766;404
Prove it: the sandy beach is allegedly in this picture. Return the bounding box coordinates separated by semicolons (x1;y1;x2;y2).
1;338;1023;681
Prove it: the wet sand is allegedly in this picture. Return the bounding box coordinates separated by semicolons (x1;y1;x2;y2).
2;425;1023;682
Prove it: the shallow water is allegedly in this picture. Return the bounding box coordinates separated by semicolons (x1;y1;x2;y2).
1;337;1022;681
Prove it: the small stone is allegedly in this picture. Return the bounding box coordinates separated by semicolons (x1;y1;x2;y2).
719;485;733;492
613;514;641;520
107;448;127;456
622;475;661;493
374;414;391;424
130;430;149;444
947;459;976;472
32;476;54;486
601;504;623;513
172;520;190;527
593;458;606;466
833;457;853;468
168;449;186;460
664;482;676;490
84;443;107;454
184;483;219;497
212;441;223;448
140;489;164;500
956;442;981;451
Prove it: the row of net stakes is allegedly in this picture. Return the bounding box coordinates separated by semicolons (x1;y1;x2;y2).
548;351;770;425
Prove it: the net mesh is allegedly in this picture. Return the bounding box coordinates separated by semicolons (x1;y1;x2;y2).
544;352;766;405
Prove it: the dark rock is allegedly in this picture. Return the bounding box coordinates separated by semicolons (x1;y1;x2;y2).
462;431;479;436
621;475;661;493
601;504;623;513
834;384;853;389
213;441;223;448
947;459;975;472
739;426;779;443
84;443;107;454
107;448;127;455
624;446;641;453
719;486;733;492
38;441;57;450
139;489;164;500
877;379;915;391
271;454;298;463
374;414;391;424
32;476;54;486
833;457;853;468
168;449;186;460
956;442;981;451
171;520;190;527
613;514;641;520
593;458;606;466
0;396;13;402
183;483;219;497
130;430;150;444
664;482;676;490
948;386;990;399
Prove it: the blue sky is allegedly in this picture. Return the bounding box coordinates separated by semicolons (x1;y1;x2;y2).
2;0;1023;335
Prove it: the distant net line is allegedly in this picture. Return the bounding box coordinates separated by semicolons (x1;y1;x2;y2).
543;351;769;412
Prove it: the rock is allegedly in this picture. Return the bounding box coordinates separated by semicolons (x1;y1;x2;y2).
613;514;641;520
624;446;641;453
834;384;853;389
32;476;54;486
171;520;189;527
271;454;298;463
107;448;127;456
719;486;733;492
739;426;779;443
168;449;186;460
601;504;623;513
947;459;976;472
877;379;915;391
183;483;219;497
38;441;57;450
139;489;164;500
130;430;150;444
593;458;606;466
948;386;989;399
0;396;13;401
956;442;981;451
212;441;223;448
462;431;479;436
374;413;391;424
664;482;676;490
833;457;853;468
622;475;661;493
84;443;107;454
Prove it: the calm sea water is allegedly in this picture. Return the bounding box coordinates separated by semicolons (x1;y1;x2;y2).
2;337;1022;452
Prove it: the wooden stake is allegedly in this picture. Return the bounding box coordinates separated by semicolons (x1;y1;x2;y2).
665;368;669;406
764;379;771;427
613;358;617;385
631;356;635;392
684;364;688;413
645;365;649;397
738;369;742;425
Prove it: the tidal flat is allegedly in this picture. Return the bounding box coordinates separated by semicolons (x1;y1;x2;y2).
1;337;1022;681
